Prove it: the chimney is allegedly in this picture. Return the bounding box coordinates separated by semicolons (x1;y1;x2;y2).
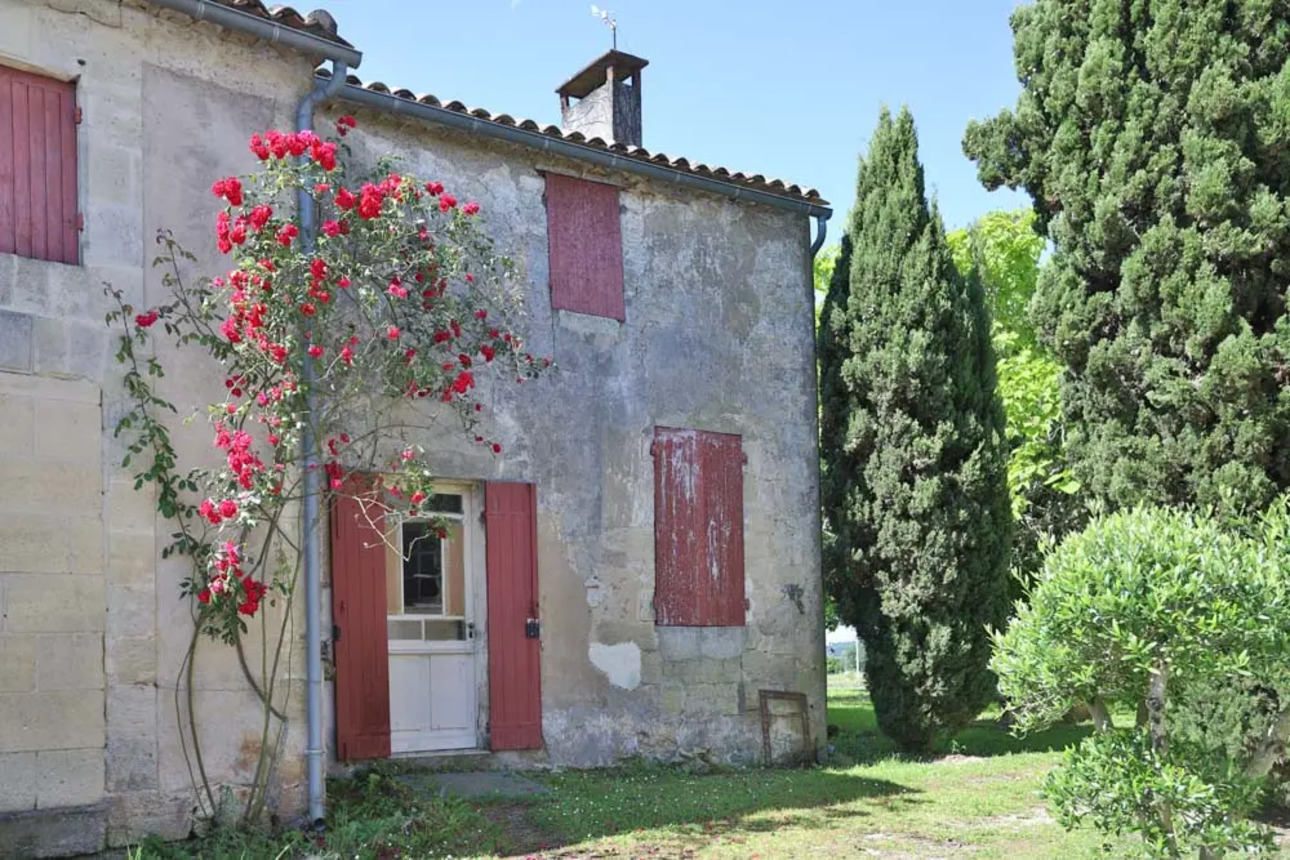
557;50;649;147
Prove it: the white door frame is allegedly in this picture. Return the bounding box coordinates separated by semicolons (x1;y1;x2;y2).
387;481;485;754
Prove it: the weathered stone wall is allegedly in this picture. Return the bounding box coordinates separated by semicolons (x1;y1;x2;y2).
0;1;824;852
330;109;826;768
0;1;311;854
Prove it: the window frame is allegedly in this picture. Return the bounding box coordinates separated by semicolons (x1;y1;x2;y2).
386;489;474;646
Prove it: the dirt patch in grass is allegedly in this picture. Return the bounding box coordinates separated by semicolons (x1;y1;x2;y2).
490;802;568;858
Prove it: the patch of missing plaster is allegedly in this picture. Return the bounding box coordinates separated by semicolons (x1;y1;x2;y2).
589;641;642;690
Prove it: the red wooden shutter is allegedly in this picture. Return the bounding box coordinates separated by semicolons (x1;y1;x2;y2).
485;482;543;750
0;66;78;264
653;428;746;627
545;172;625;320
330;483;391;761
654;428;702;626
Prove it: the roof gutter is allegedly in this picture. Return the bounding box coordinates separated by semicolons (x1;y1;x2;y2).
148;0;363;68
327;80;832;221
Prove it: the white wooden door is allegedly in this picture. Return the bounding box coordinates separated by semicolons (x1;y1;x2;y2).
385;490;480;753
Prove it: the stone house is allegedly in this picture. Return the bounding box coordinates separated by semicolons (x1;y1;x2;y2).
0;1;831;855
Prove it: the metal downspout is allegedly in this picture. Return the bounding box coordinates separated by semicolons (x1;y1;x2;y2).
810;214;829;258
297;61;349;827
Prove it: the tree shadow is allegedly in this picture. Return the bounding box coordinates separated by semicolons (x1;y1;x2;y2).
827;686;1091;763
477;765;921;856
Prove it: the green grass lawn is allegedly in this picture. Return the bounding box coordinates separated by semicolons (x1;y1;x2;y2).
134;682;1127;859
496;682;1112;859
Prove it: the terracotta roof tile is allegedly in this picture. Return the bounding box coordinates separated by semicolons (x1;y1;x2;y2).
156;3;824;207
322;69;826;207
200;1;354;47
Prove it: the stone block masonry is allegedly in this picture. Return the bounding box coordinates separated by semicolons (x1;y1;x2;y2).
0;372;108;857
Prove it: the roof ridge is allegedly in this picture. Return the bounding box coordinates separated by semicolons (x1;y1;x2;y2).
317;68;826;207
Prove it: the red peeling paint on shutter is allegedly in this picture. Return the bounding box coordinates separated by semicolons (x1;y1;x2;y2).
0;66;77;264
330;480;392;761
545;172;625;321
485;482;543;750
653;428;702;626
653;427;746;627
699;431;746;626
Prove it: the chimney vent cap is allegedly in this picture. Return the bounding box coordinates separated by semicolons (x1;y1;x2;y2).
557;49;649;100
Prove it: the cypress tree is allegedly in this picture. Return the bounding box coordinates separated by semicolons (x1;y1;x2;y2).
963;0;1290;512
819;108;1012;751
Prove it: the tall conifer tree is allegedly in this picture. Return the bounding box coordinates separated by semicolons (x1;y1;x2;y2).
820;108;1012;750
964;0;1290;511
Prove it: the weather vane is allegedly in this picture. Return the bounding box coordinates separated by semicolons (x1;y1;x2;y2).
590;5;618;50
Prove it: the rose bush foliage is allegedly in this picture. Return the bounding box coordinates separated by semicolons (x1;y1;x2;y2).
110;116;546;645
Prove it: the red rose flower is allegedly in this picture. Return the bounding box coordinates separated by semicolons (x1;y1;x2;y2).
335;187;356;210
198;499;221;525
463;201;480;216
135;310;159;328
218;499;238;519
247;205;272;231
358;183;383;220
211;176;244;206
249;134;270;160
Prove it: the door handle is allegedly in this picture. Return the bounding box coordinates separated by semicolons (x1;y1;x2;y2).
525;618;540;639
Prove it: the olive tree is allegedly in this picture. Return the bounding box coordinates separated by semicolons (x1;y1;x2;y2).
992;502;1290;856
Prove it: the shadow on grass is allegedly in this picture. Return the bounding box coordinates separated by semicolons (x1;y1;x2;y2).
489;764;921;856
827;686;1091;763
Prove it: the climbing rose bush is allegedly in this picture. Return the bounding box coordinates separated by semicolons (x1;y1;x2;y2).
109;116;547;644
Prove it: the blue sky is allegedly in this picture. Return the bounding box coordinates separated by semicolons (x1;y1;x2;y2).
321;0;1028;231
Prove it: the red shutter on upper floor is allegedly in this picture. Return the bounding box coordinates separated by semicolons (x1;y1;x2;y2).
0;66;78;264
330;481;392;761
653;427;746;627
485;482;543;751
544;172;625;321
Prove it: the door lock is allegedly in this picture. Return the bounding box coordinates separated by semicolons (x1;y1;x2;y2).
525;618;541;639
